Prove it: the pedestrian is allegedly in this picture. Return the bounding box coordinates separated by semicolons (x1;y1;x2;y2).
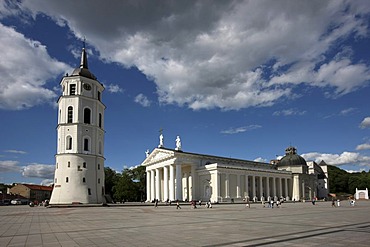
337;199;340;207
245;197;250;208
154;199;158;208
331;198;336;207
176;199;181;209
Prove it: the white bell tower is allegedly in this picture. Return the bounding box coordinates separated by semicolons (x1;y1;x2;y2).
50;46;106;204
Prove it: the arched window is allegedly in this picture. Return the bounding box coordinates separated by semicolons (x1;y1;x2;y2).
66;136;72;150
84;108;91;124
99;113;102;128
83;162;86;168
66;177;69;183
99;141;102;154
67;106;73;123
83;177;86;183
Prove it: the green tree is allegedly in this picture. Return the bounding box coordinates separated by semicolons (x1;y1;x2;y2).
104;167;119;197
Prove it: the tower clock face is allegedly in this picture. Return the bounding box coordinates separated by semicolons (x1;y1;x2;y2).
83;83;91;91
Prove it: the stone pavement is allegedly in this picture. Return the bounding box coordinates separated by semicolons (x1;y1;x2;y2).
1;200;370;247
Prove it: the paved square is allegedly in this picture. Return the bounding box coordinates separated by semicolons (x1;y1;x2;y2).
1;200;370;246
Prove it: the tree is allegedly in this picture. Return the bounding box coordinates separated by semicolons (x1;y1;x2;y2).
104;167;119;197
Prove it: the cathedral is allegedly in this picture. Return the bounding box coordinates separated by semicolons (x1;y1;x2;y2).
141;136;329;203
49;46;106;204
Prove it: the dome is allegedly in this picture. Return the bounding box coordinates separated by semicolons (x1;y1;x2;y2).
278;146;307;167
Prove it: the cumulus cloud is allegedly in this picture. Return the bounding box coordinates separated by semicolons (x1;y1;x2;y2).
356;143;370;151
0;160;21;173
5;0;370;110
254;157;267;163
221;125;261;134
360;117;370;129
134;93;151;107
22;163;54;179
0;22;71;110
301;151;370;168
106;84;123;93
273;108;306;116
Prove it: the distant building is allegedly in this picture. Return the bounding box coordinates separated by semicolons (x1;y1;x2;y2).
355;188;369;200
141;136;329;203
9;184;53;202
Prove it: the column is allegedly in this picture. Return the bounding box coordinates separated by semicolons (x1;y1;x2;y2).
155;168;161;201
150;170;155;201
245;175;249;198
266;176;270;198
302;180;305;200
225;173;230;198
169;164;175;201
191;165;196;201
284;178;288;198
279;177;283;198
252;175;256;199
272;177;276;197
183;172;188;201
175;164;182;201
236;175;241;198
146;170;151;202
163;166;168;201
259;176;263;199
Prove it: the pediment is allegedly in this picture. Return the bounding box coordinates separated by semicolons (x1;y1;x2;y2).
142;148;175;166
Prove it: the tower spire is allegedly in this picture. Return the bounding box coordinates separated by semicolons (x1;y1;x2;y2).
80;37;88;69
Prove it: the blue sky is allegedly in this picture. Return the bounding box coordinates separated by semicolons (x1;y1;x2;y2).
1;0;370;185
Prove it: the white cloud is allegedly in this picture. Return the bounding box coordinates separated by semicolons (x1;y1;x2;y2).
356;143;370;151
221;125;261;134
339;108;356;116
0;160;21;173
106;84;123;93
22;163;54;179
9;0;370;110
301;151;370;168
0;23;71;110
134;93;151;107
273;108;306;116
4;149;27;154
254;157;267;163
360;117;370;129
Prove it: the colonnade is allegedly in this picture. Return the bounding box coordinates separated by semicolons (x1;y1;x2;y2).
146;164;196;202
225;174;292;200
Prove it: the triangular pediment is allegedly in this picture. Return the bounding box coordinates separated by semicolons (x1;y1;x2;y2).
142;148;176;166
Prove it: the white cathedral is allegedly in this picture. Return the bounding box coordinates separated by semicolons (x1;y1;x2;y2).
50;47;106;204
142;136;329;203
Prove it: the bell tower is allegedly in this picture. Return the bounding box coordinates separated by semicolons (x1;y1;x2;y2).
50;46;106;204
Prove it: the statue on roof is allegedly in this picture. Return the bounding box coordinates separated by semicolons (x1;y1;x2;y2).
175;135;182;151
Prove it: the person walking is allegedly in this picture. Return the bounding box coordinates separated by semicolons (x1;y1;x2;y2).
176;199;181;209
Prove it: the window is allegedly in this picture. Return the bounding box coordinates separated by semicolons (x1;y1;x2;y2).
68;162;70;168
56;163;58;169
66;136;72;150
99;141;102;154
98;91;101;101
98;164;100;170
84;108;91;124
66;177;69;183
84;138;89;151
70;84;76;95
83;177;86;183
88;188;91;195
67;106;73;123
55;178;57;183
83;162;86;168
98;178;100;184
99;113;102;128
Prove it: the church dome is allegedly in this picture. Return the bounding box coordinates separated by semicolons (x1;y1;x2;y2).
278;146;307;167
